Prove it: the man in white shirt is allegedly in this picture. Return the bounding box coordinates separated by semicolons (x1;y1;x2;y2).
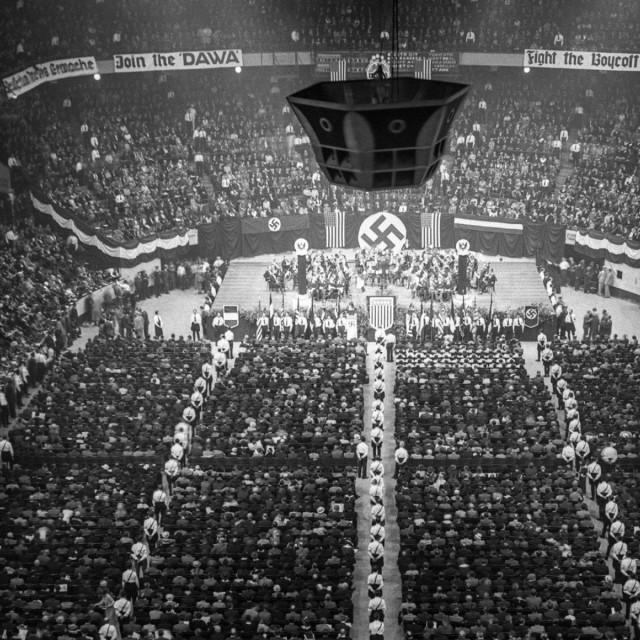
370;426;384;460
356;439;368;479
190;309;201;341
0;436;14;469
394;442;408;480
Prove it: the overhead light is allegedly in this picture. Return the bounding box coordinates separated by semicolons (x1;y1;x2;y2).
93;73;101;80
235;66;242;74
523;66;531;73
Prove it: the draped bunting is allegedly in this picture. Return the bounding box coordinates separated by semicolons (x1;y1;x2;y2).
31;191;192;269
575;230;640;268
31;189;567;267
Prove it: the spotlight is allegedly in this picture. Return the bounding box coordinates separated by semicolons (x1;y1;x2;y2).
93;73;101;80
523;66;531;74
235;66;242;74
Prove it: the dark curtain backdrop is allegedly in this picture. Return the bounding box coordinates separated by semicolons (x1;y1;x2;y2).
454;227;524;257
197;219;242;260
523;221;566;263
241;229;312;257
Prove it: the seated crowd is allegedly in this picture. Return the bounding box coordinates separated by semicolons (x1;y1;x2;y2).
0;212;112;421
551;338;640;458
394;340;560;458
10;337;211;458
1;0;639;76
0;460;358;640
3;61;640;243
197;338;367;459
396;465;637;638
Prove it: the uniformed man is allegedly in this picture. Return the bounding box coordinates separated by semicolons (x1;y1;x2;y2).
394;441;408;481
586;461;602;500
224;327;235;358
368;539;384;571
602;498;619;538
356;439;368;479
371;425;384;460
323;313;336;338
294;311;308;340
371;503;385;526
541;343;554;376
367;570;384;598
201;362;214;396
0;436;14;469
272;312;282;340
623;578;640;620
152;488;168;524
212;313;225;341
596;480;613;519
336;312;348;338
143;516;160;550
536;329;547;361
368;594;387;621
386;332;396;362
165;457;181;495
282;313;293;340
121;568;140;602
131;541;150;578
373;376;385;401
214;350;227;377
375;327;386;345
503;314;514;340
190;390;204;422
257;312;269;340
114;594;133;633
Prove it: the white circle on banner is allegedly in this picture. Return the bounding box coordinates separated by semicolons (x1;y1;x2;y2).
267;217;281;232
294;238;309;255
358;212;406;252
456;238;470;256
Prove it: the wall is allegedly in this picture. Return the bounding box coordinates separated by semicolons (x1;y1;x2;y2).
605;260;640;301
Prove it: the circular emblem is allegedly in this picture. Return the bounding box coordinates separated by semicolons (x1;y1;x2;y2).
525;308;537;320
358;212;406;252
366;55;391;80
455;238;470;256
294;238;309;256
267;217;281;232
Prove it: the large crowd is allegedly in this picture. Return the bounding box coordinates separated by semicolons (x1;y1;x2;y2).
0;31;639;243
2;0;640;76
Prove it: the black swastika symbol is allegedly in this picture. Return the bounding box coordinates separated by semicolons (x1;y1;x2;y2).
361;214;405;249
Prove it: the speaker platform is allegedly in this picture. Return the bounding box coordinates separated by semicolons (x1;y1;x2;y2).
287;77;469;191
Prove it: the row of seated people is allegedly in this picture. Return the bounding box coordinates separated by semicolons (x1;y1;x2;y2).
551;339;640;458
1;0;639;76
195;338;368;458
0;462;357;640
10;337;212;458
393;340;561;459
396;465;636;638
0;211;111;401
4;61;640;242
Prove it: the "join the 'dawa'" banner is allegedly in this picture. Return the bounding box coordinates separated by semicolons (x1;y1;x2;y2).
113;49;243;73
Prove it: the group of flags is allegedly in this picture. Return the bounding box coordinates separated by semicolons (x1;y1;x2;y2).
255;293;346;341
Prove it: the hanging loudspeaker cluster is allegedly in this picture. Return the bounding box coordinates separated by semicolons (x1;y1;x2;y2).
287;77;469;191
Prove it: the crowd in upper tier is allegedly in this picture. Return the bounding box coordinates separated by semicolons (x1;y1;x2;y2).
1;0;640;76
3;68;639;242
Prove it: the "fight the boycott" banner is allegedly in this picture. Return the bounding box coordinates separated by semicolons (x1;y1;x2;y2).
524;48;640;71
113;49;243;73
3;56;98;97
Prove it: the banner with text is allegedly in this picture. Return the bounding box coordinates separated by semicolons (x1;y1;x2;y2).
524;49;640;71
113;49;243;73
3;56;98;97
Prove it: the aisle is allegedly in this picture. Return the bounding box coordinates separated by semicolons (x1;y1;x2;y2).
351;345;375;640
380;357;403;640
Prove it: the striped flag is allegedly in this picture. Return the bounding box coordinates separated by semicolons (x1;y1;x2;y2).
324;209;345;248
368;296;395;330
414;58;432;80
421;210;441;248
268;293;274;334
330;59;347;82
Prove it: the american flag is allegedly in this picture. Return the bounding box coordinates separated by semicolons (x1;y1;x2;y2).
414;58;432;80
330;59;347;82
324;209;345;248
421;210;441;247
368;296;395;330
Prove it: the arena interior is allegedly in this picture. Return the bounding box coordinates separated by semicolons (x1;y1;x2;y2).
1;2;640;640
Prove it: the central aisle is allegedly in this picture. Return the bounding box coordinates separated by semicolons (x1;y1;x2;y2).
350;343;404;640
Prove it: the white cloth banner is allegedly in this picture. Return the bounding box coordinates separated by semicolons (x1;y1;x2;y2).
113;49;243;73
575;231;640;261
31;193;191;261
3;57;98;97
524;49;640;71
